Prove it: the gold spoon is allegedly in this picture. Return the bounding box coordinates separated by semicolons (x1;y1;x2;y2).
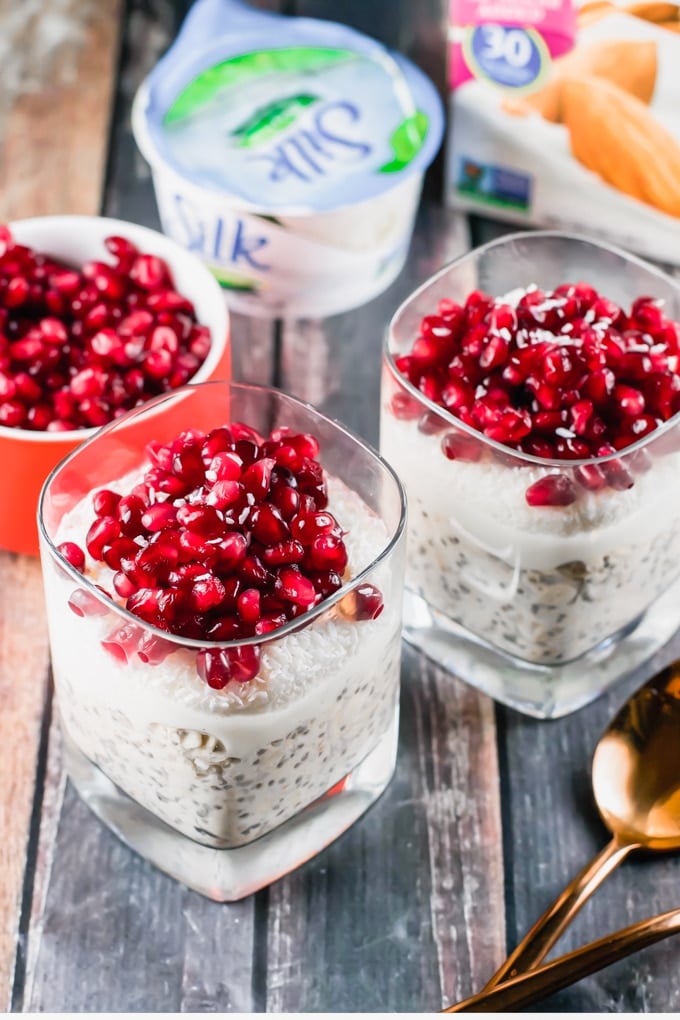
480;662;680;990
444;906;680;1011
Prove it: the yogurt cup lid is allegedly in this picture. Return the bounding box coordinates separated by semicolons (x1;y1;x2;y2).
140;0;444;214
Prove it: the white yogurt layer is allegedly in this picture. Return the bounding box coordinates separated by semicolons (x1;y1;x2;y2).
381;411;680;665
46;475;401;848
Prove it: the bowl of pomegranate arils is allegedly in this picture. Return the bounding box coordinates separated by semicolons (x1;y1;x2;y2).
381;231;680;720
38;381;406;901
0;216;230;555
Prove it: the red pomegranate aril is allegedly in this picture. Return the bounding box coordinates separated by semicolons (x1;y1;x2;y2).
241;457;275;499
339;583;384;621
525;474;578;507
254;615;288;635
58;541;86;572
26;404;52;430
574;463;607;491
178;529;213;563
205;451;242;483
197;645;261;688
238;554;272;589
271;482;300;520
0;399;25;426
141;502;178;531
206;479;242;509
70;366;107;398
117;494;146;537
86;514;121;558
176;504;223;537
145;348;173;379
189;574;226;612
261;539;305;566
390;390;422;421
113;571;138;598
103;536;139;570
0;373;16;399
441;432;481;461
276;566;317;606
306;534;348;572
129;254;170;291
237;588;261;624
93;488;122;518
614;384;645;417
5;276;29;307
248;500;288;544
136;632;176;665
479;334;509;370
290;510;338;545
213;532;248;572
68;587;110;618
601;458;635;490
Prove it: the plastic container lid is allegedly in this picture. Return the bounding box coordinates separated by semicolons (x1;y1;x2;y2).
142;0;444;214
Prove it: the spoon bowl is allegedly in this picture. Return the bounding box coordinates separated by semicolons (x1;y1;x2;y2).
593;663;680;850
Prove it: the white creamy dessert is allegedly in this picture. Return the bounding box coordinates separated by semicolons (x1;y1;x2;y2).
381;413;680;665
46;476;401;849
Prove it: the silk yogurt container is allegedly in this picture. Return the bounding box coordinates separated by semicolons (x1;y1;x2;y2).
132;0;443;317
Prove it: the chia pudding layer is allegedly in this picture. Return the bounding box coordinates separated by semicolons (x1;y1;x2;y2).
381;413;680;665
46;476;401;850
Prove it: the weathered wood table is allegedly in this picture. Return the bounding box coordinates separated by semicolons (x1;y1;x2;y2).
2;1;679;1012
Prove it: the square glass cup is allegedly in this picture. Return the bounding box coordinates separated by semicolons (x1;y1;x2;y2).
381;231;680;719
38;381;406;900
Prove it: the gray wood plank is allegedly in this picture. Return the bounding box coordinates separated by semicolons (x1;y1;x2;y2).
266;207;509;1012
21;1;275;1011
279;203;470;445
265;648;505;1012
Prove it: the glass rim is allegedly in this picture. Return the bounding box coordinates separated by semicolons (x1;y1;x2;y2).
383;229;680;469
37;380;407;650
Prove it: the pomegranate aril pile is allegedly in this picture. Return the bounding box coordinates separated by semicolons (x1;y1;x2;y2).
66;423;383;689
393;283;680;506
0;228;210;431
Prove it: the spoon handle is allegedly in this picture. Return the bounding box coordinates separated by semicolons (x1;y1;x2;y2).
443;907;680;1012
481;836;637;989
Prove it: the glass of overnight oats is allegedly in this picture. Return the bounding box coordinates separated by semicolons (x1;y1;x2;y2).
38;381;406;900
382;231;680;719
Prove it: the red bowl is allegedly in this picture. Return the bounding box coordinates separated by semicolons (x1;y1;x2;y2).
0;215;230;556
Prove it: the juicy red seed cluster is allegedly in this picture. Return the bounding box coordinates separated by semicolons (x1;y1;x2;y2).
64;422;384;689
393;283;680;460
0;226;211;432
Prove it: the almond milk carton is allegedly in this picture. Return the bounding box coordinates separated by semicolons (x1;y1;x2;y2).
445;1;680;264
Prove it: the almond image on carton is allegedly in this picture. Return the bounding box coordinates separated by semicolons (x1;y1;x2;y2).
561;73;680;217
503;39;657;121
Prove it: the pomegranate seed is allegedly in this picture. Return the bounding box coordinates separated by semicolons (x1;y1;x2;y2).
197;645;261;689
275;566;316;606
237;588;261;624
129;254;170;290
338;583;384;621
68;588;110;618
306;534;348;572
242;457;275;499
141;502;178;531
100;622;142;664
525;474;578;507
117;494;146;536
93;489;121;517
86;515;120;558
57;541;86;572
189;574;226;612
261;539;305;566
251;503;288;544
